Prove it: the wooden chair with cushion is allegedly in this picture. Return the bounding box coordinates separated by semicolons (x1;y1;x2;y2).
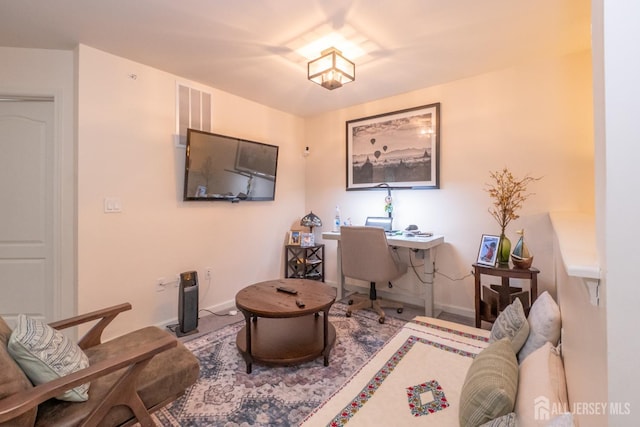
339;226;407;324
0;303;199;427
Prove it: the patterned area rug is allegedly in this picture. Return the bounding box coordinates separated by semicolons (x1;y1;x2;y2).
151;303;405;426
301;318;490;426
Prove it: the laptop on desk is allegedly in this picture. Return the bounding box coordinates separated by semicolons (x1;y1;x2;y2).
365;216;393;232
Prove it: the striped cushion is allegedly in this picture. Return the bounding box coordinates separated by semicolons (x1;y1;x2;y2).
480;412;517;426
489;298;530;353
8;314;90;402
459;338;519;427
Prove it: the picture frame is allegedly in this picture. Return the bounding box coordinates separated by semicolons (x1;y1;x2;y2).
288;230;301;246
195;185;207;197
300;232;315;247
477;234;500;266
346;103;440;190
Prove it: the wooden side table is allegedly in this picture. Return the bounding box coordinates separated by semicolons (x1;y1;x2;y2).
473;263;540;328
284;244;325;281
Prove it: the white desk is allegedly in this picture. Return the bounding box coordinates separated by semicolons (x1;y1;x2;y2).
322;231;444;317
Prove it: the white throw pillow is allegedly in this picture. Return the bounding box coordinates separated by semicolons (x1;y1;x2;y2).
546;412;575;427
489;298;530;353
515;341;568;427
8;314;90;402
518;291;561;363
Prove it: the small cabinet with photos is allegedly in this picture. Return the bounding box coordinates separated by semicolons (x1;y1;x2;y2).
285;243;324;281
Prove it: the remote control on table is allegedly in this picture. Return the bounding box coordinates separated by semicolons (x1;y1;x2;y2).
276;286;298;295
295;299;305;308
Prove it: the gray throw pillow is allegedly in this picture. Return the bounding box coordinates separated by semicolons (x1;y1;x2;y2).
518;291;561;363
489;298;530;353
459;338;519;427
8;314;90;402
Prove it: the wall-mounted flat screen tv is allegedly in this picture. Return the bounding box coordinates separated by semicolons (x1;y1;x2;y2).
183;129;279;201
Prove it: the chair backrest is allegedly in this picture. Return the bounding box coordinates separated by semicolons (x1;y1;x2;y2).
339;226;406;284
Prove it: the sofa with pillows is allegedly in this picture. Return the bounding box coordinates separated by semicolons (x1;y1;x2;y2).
460;291;571;427
302;290;571;427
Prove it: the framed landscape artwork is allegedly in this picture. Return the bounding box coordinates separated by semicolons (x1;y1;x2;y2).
346;103;440;190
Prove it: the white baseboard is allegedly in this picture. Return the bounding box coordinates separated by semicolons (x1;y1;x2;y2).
198;299;238;317
434;302;475;319
156;299;237;330
325;279;474;320
157;286;476;329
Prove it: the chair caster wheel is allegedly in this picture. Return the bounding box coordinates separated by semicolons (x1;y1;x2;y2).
346;311;352;317
348;300;354;305
397;308;403;314
379;317;385;324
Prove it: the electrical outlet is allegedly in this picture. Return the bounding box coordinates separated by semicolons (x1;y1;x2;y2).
205;267;212;280
156;278;166;292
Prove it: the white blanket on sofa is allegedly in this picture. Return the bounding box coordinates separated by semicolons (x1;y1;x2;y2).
301;317;490;427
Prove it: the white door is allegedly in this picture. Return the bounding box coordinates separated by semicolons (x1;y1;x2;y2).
0;99;55;324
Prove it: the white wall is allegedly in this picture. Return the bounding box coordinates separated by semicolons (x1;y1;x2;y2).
601;0;640;425
553;232;607;426
306;51;594;315
76;45;306;338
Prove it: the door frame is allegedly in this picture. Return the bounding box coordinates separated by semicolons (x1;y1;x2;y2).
1;92;76;323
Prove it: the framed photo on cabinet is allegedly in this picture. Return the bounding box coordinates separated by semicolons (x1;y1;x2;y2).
288;230;301;245
300;233;315;247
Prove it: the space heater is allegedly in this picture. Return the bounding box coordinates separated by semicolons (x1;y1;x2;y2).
177;270;199;337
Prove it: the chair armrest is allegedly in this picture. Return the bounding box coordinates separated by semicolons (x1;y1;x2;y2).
49;303;132;349
0;331;176;423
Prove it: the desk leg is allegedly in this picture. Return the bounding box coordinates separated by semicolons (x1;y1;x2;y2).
336;241;344;300
422;248;436;317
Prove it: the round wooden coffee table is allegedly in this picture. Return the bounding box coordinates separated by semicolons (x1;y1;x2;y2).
235;278;337;373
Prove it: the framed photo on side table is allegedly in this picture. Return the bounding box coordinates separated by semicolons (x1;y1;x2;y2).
477;234;500;266
288;230;301;245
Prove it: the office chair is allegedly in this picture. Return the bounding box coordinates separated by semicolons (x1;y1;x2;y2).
339;226;407;323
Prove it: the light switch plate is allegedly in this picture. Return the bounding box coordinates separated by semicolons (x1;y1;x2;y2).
104;197;122;213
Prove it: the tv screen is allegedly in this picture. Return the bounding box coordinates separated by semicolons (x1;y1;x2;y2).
183;129;279;201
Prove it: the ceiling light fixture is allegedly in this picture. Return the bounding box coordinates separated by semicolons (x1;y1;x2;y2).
307;47;355;90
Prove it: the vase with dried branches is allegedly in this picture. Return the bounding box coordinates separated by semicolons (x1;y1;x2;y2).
486;168;541;266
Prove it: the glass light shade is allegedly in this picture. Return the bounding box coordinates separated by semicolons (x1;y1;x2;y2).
300;211;322;231
308;48;355;90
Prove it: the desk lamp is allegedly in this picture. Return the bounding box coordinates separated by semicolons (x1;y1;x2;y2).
300;211;322;234
376;183;393;218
